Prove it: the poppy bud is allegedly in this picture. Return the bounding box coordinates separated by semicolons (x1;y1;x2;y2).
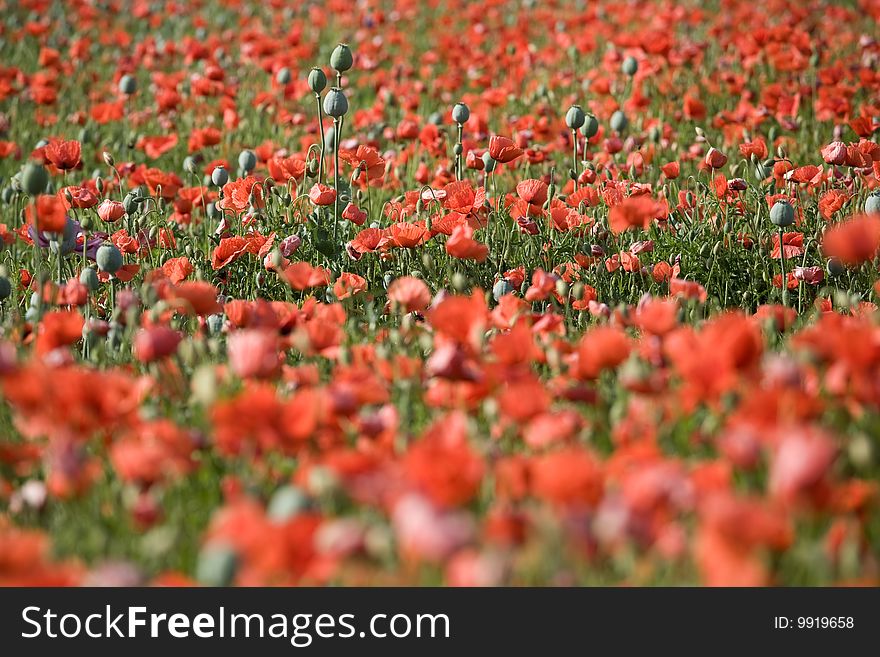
555;279;569;298
275;67;291;85
769;200;795;227
704;147;728;169
580;113;599;139
323;87;348;118
21;162;48;196
102;151;115;167
211;165;229;187
565;104;586;130
330;43;353;72
865;192;880;215
482;152;497;173
118;74;137;96
308;67;327;94
238;150;256;174
621;56;638;76
452;102;470;124
123;192;139;216
0;275;10;301
610;110;628;134
571;282;584;300
452;272;468;291
80;267;99;291
96;244;123;274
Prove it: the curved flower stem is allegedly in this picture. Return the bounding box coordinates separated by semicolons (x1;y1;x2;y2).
314;93;325;183
571;129;579;191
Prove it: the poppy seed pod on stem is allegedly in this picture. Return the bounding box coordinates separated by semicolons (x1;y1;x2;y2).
580;114;599;139
865;192;880;215
323;87;348;118
770;200;795;227
330;44;353;74
275;67;291;85
118;74;137;96
565;105;586;130
452;102;470;124
238;150;256;173
566;105;585;189
452;102;469;180
308;67;327;94
622;56;638;76
211;166;229;187
96;243;123;274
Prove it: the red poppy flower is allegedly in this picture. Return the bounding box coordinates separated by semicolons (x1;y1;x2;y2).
44;139;81;170
488;135;523;164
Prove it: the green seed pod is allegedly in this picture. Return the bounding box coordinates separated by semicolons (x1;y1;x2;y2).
79;267;99;291
565;104;586;130
118;74;137;95
211;166;229;187
0;275;11;301
827;257;845;277
492;279;514;300
80;214;95;231
123;192;139;216
648;125;662;143
865;192;880;215
452;102;470;124
196;544;238;587
769;200;794;227
267;486;309;522
452;272;468;291
276;67;292;85
622;56;638;76
238;149;257;173
308;67;327;94
453;143;463;156
96;243;123;274
610;110;629;134
330;43;353;72
322;87;348;118
21;162;48;196
580;113;599;139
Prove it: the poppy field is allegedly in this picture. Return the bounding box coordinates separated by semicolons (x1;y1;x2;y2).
1;0;880;587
